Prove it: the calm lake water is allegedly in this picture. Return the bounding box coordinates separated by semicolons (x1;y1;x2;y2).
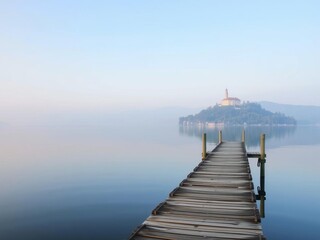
0;119;319;239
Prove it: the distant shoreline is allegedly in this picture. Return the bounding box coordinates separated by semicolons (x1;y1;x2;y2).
179;121;297;127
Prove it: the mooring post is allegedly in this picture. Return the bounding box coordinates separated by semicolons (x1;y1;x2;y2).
259;133;266;218
202;133;207;160
242;130;245;143
260;134;266;189
218;130;222;143
260;133;266;160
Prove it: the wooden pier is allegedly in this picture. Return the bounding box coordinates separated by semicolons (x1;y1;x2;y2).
130;132;266;240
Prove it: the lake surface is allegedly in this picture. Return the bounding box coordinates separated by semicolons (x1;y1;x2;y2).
0;120;319;239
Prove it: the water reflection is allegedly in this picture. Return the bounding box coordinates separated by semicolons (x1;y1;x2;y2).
179;125;299;147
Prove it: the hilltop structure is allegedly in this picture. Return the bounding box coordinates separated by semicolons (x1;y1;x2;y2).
220;89;241;106
179;89;296;126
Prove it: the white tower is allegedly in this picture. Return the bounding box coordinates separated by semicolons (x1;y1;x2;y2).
225;88;229;99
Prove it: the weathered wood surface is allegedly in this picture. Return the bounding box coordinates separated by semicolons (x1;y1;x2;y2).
129;142;265;240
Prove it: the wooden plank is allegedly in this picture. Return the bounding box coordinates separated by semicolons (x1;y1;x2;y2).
166;198;258;208
165;201;257;212
187;172;253;180
144;219;262;235
180;179;254;189
146;215;262;231
132;225;265;240
178;185;253;193
153;205;259;220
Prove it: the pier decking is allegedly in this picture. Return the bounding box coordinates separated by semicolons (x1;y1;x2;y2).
129;139;266;240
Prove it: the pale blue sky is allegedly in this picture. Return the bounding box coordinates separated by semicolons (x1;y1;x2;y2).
1;0;319;113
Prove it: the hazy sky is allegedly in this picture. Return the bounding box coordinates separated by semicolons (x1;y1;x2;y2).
1;0;319;113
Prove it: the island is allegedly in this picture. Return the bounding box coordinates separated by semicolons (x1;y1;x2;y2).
179;89;296;126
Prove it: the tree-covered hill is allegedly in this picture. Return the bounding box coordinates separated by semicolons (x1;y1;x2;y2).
179;102;296;125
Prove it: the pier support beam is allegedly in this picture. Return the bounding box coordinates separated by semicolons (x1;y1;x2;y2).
242;130;245;143
202;133;207;160
219;130;222;143
259;133;266;218
260;133;266;160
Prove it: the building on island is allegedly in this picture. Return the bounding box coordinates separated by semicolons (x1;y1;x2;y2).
220;89;241;106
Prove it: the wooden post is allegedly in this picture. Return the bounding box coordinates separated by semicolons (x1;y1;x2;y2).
218;130;222;143
242;130;245;143
259;133;266;218
202;133;206;160
260;134;266;160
